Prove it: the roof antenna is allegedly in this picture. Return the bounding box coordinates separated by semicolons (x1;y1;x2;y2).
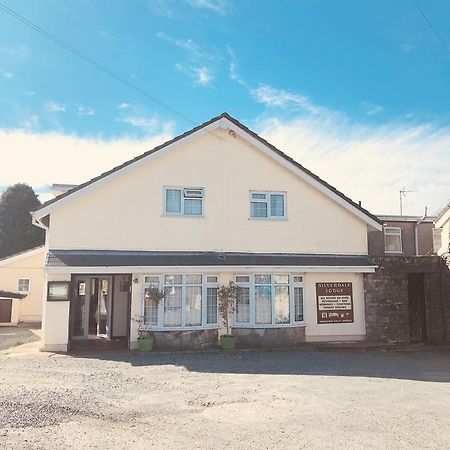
399;187;418;216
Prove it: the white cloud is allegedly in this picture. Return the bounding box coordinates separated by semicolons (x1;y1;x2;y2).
116;115;175;134
255;115;450;216
147;0;176;18
22;90;36;96
227;47;246;87
77;106;96;117
2;72;14;79
156;31;213;60
117;103;131;109
0;43;29;59
44;101;66;113
360;101;384;116
175;63;213;86
251;84;326;115
184;0;233;14
0;128;173;196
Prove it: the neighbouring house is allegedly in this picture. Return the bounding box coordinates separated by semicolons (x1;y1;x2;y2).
0;246;46;325
368;214;435;257
32;112;383;352
434;204;450;257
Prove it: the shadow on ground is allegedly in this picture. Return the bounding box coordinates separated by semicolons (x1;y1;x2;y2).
0;326;40;351
70;347;450;383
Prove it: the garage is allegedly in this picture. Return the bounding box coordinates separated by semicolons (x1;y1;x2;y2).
0;290;26;324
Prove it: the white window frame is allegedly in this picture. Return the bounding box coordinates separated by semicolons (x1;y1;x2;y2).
163;186;204;217
384;226;402;253
249;191;287;220
141;273;218;331
233;273;304;328
17;278;31;293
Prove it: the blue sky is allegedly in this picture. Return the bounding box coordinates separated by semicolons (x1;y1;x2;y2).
1;0;450;215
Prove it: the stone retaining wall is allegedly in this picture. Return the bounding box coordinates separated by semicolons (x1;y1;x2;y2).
231;326;306;348
152;329;218;351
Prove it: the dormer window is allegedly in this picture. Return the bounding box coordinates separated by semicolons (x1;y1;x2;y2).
164;187;204;216
250;191;286;219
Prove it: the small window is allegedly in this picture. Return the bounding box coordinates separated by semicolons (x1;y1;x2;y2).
18;278;30;293
235;275;250;283
293;275;303;283
206;275;218;283
384;227;402;253
250;191;286;219
165;187;203;216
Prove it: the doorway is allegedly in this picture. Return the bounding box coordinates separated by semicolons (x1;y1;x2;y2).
71;276;113;340
407;273;427;342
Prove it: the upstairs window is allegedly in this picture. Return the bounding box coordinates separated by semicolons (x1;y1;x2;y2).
18;278;31;293
384;227;402;253
250;191;286;219
165;187;203;216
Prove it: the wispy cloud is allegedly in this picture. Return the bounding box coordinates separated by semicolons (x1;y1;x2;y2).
2;72;14;79
256;115;450;216
77;106;96;117
227;47;246;87
251;84;325;115
147;0;176;18
175;63;213;86
44;101;66;113
117;103;131;110
360;101;384;116
156;31;213;60
118;116;159;129
184;0;233;15
21;90;36;96
0;43;29;59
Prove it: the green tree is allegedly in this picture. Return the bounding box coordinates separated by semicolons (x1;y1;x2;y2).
0;184;45;258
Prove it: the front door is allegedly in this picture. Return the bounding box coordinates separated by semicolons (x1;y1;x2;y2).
71;276;112;340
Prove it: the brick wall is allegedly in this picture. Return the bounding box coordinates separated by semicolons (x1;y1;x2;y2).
363;256;449;344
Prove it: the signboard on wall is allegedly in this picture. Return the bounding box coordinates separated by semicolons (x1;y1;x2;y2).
316;282;354;324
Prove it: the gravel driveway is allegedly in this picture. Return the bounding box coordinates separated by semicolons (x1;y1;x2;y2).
1;347;449;449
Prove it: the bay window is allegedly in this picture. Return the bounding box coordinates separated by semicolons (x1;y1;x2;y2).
234;274;304;327
142;274;218;329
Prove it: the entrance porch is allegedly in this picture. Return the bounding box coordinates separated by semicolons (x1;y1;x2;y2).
69;274;131;351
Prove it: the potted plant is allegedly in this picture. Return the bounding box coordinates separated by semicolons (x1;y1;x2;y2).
137;286;165;352
218;281;241;350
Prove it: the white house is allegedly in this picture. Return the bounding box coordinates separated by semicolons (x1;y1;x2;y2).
32;113;381;352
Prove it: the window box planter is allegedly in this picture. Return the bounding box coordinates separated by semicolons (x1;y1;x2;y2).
138;336;154;352
220;334;236;350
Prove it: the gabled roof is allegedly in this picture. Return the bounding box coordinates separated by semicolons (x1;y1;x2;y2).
0;245;46;266
33;112;381;229
435;203;450;228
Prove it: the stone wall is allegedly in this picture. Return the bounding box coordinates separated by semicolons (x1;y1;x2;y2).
364;256;449;344
231;326;306;348
152;329;218;351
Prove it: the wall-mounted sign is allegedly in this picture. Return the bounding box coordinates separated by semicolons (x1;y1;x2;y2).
316;282;353;324
47;281;70;302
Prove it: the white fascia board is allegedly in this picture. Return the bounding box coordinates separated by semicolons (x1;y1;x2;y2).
0;246;46;266
435;209;450;228
46;265;377;274
221;117;382;231
33;121;224;220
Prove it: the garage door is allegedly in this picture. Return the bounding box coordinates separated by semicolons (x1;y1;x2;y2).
0;299;12;323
